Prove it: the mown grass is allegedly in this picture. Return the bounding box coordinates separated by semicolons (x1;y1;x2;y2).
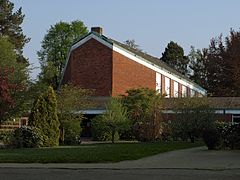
0;141;203;163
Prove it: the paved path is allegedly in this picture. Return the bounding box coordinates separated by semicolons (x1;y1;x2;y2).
0;146;240;180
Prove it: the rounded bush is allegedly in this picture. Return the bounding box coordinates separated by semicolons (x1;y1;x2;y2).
222;124;240;149
61;119;82;145
92;116;119;141
202;128;221;150
0;130;13;145
11;126;43;148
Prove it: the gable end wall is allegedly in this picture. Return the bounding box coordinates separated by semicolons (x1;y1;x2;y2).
62;38;113;96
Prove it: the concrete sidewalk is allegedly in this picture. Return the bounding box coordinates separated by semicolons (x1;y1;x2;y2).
0;146;239;170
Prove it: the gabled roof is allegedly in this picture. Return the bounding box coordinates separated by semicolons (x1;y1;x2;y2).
110;39;194;85
60;32;206;94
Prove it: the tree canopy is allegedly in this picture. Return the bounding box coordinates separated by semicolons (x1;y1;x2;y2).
0;37;29;124
188;46;208;89
0;0;30;63
122;88;164;141
170;97;215;143
189;29;240;96
124;39;142;52
57;84;92;144
38;20;88;89
161;41;189;75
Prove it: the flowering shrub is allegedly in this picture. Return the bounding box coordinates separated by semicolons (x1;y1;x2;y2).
222;123;240;150
202;122;240;150
0;130;13;146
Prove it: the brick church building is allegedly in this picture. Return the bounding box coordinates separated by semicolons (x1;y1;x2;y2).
56;27;240;137
60;27;206;99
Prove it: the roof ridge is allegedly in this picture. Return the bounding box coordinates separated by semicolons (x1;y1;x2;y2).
69;32;205;92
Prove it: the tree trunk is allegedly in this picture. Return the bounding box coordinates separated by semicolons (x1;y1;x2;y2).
59;127;65;144
189;133;195;143
111;129;115;144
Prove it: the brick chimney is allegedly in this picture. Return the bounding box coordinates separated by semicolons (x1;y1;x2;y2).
91;27;103;35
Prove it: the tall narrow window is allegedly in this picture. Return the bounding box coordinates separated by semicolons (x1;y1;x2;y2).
174;81;179;97
165;77;170;98
182;85;187;97
190;89;195;97
156;73;161;93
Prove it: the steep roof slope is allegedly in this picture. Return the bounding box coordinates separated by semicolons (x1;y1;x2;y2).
60;32;206;93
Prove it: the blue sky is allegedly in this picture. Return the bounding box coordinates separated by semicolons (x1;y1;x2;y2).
11;0;240;79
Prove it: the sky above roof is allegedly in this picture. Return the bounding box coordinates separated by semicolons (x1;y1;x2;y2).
11;0;240;80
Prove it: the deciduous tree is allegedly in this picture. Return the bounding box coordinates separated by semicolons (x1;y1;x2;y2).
0;37;29;124
38;20;88;89
170;97;215;143
203;29;240;96
124;39;142;51
57;84;92;144
92;98;129;143
122;88;165;141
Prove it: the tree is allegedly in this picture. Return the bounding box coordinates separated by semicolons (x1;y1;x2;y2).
0;36;29;124
189;29;240;96
170;97;215;143
38;20;88;89
204;35;228;96
223;29;240;96
188;46;208;89
161;41;189;75
0;0;30;63
204;29;240;96
92;98;129;143
124;39;142;51
57;84;92;144
122;88;165;141
28;86;60;147
0;67;14;125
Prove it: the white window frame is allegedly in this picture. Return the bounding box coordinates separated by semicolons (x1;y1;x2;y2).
190;89;195;97
156;73;161;94
165;77;170;98
182;85;187;97
174;81;178;98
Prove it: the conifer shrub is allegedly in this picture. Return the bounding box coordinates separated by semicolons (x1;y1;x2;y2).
28;86;60;147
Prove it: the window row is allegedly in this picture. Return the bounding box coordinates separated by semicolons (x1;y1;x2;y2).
156;73;202;98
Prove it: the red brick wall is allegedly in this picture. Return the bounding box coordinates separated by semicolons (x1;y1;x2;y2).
170;79;174;97
112;51;156;96
178;83;182;97
62;38;113;96
187;87;191;97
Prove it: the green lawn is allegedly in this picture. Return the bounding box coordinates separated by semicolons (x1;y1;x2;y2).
0;142;203;163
